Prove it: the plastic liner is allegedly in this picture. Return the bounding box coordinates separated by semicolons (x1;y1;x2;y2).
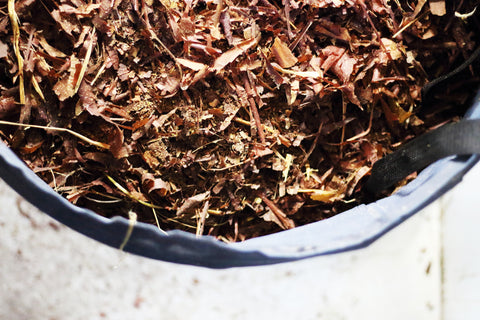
1;92;479;268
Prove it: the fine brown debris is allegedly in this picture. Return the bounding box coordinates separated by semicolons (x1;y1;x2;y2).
0;0;479;241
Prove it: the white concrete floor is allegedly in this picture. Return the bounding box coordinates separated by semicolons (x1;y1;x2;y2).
1;163;480;320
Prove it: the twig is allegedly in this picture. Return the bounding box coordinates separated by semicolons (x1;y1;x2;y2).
105;176;197;229
196;200;209;237
119;210;137;251
151;207;168;234
393;9;430;38
0;120;110;149
243;73;266;144
31;75;45;101
346;105;374;142
301;122;323;166
289;20;312;51
259;193;295;229
284;0;293;39
106;175;163;209
74;27;96;94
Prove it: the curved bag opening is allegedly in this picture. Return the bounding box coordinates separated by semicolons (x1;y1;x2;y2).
1;92;479;268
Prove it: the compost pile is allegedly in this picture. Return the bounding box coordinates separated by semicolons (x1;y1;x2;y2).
0;0;479;241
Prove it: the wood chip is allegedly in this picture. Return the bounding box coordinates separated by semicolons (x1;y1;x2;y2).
271;37;298;69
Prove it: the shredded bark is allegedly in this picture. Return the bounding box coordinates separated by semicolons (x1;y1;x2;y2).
0;0;479;241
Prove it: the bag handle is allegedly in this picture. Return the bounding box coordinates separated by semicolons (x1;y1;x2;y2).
367;47;480;194
366;119;480;193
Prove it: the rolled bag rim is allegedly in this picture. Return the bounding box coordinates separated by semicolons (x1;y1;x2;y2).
1;92;479;268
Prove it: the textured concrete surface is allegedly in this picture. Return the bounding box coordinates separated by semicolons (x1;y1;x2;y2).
441;163;480;320
1;163;480;320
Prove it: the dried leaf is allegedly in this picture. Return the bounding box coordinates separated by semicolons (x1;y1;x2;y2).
196;200;209;236
260;194;295;230
271;62;321;79
221;10;234;45
271;37;298;68
380;38;403;60
53;77;76;101
108;127;129;159
315;19;351;42
176;191;210;216
263;56;285;86
286;79;299;105
20;140;43;154
430;0;446;16
0;41;9;58
50;9;81;35
322;46;356;83
0;96;16;117
142;173;171;196
309;190;339;202
345;166;371;196
212;37;259;73
53;55;81;101
177;58;207;71
78;82;102;117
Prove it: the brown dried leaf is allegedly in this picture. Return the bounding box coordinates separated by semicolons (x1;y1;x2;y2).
50;10;81;36
298;0;344;8
105;47;119;69
346;166;371;196
212;37;258;73
53;55;81;101
342;82;362;107
0;40;9;58
38;36;67;58
53;77;76;101
309;189;339;202
0;96;16;117
142;172;171;196
176;191;210;216
217;102;241;132
380;38;403;60
83;152;112;164
370;0;390;14
155;76;180;96
0;17;8;34
100;105;132;120
221;10;234;45
315;19;351;43
271;62;321;79
19;140;44;154
430;0;446;16
321;46;344;73
322;46;356;83
58;3;101;16
271;37;298;68
177;58;207;71
263;55;285;86
285;79;299;105
92;16;112;35
180;65;210;90
78;82;102;117
108;127;129;159
97;0;114;19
